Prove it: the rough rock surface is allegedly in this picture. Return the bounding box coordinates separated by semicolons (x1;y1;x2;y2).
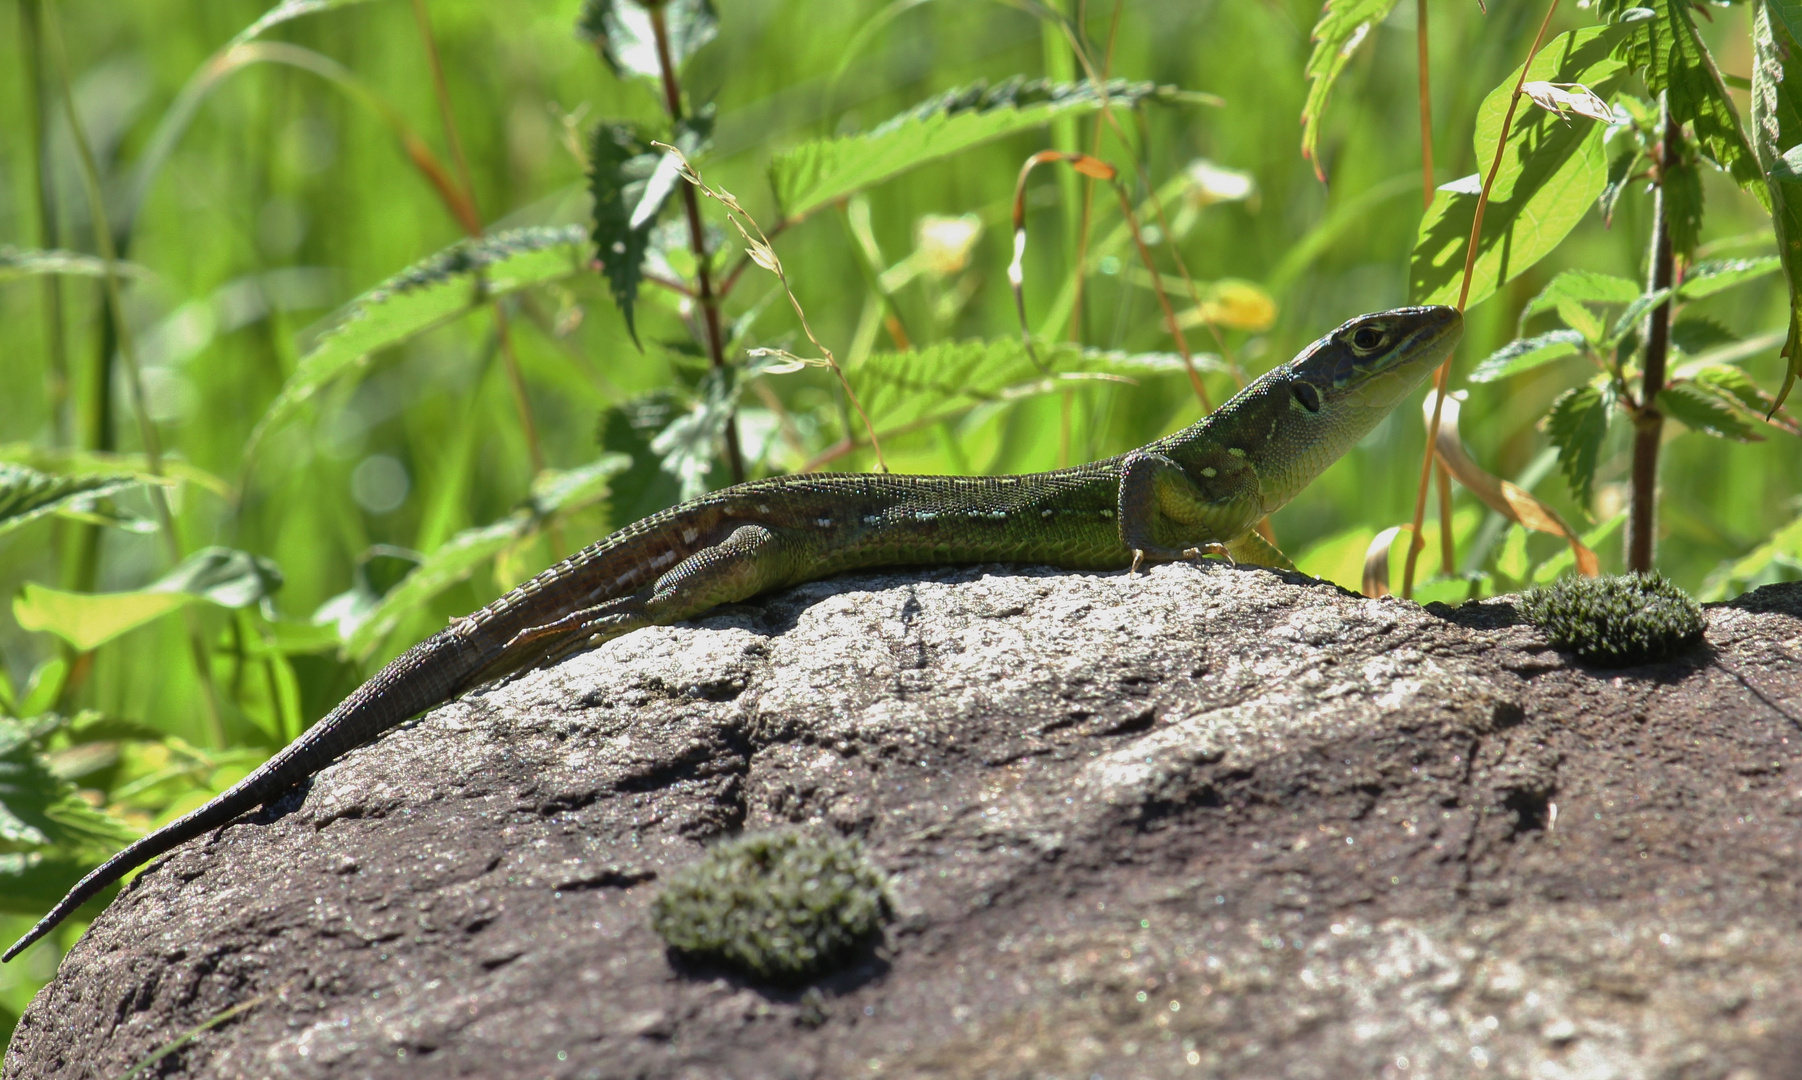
9;565;1802;1079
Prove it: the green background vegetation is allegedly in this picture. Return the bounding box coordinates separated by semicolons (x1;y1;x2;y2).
0;0;1794;1058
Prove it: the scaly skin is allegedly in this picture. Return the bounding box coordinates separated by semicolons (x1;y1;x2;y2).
4;304;1460;963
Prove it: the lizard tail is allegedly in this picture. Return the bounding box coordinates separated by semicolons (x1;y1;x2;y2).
2;629;485;963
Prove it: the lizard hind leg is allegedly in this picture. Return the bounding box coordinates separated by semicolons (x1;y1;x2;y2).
503;524;800;676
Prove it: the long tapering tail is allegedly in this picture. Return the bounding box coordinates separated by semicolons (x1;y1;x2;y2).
3;630;484;963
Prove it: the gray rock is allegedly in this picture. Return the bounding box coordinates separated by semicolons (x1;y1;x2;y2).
9;564;1802;1079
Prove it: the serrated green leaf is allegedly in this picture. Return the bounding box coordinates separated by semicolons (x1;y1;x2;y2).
589;116;708;346
576;0;717;81
1544;382;1612;507
1677;256;1784;299
1670;316;1741;354
14;547;283;652
651;368;736;501
0;719;135;856
528;454;633;518
1610;0;1767;203
1659;379;1765;441
1753;1;1802;409
1410;27;1629;309
341;516;530;660
0;246;148;283
1606;287;1674;345
1469;330;1587;383
1689;362;1801;433
770;78;1177;220
1300;0;1401;180
0;464;142;540
1599;134;1644;225
1521;270;1644;328
846;338;1152;437
1663;135;1705;259
249;226;591;455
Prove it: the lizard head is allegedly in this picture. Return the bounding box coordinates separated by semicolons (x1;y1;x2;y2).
1234;305;1462;514
1287;305;1463;417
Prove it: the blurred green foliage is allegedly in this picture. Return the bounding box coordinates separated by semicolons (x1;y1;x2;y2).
1;0;1797;1055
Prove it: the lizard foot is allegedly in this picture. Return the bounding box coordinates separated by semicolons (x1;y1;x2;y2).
1181;543;1233;567
1130;549;1147;576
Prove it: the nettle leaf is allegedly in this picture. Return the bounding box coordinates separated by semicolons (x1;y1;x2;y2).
1300;0;1401;180
249;226;590;454
1670;316;1740;354
1599;134;1643;225
589;115;709;346
1521;270;1643;327
0;719;134;856
1662;133;1705;259
770;78;1179;220
0;464;143;540
1411;26;1629;309
1468;330;1587;383
1677;256;1783;299
1659;379;1765;441
1753;1;1802;409
577;0;717;81
1689;363;1800;433
651;368;737;501
1606;287;1674;346
0;246;148;283
14;547;283;652
1544;381;1613;507
1610;0;1767;203
846;338;1151;437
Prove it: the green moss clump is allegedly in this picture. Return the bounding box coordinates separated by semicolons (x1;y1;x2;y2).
650;830;891;984
1519;572;1705;666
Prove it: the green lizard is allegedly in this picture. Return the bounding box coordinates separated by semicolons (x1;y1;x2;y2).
3;304;1459;963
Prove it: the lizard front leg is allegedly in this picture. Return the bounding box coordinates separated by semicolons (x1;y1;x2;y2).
1115;451;1260;573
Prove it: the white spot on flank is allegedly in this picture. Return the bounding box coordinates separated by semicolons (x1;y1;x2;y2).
614;572;635;587
1041;509;1055;518
1100;509;1115;519
650;551;677;569
1202;467;1218;478
863;515;881;526
757;504;772;514
1227;447;1247;458
816;517;833;527
918;511;938;521
682;528;699;543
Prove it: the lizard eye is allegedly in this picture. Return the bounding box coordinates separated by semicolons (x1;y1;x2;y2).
1291;381;1321;413
1350;326;1386;352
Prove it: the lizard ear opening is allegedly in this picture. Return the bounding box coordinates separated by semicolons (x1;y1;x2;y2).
1291;381;1321;413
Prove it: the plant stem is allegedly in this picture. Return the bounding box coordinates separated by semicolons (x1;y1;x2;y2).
1627;97;1677;573
44;0;226;748
1404;0;1559;598
649;4;744;484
